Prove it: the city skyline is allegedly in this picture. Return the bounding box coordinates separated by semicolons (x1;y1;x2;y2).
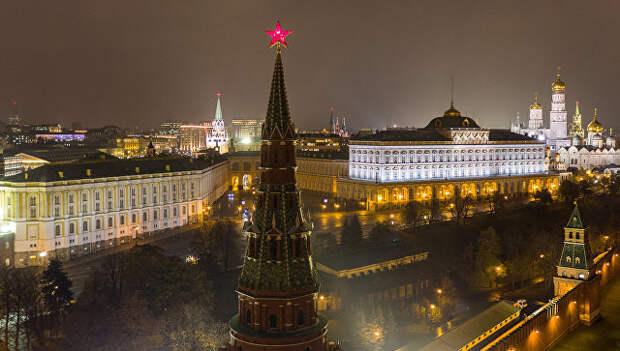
0;1;619;131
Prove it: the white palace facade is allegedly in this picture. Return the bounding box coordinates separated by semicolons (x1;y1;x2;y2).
0;156;228;267
338;103;559;209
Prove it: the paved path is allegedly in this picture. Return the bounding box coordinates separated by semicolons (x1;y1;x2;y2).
552;276;620;350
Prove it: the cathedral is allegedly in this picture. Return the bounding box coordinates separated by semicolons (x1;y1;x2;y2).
221;22;342;351
511;70;619;171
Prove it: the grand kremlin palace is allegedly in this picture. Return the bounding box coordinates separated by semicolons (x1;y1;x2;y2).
0;155;229;267
340;104;559;208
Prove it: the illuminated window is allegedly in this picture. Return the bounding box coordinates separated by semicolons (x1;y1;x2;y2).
53;195;60;217
172;184;177;202
82;193;88;213
142;186;147;205
29;196;37;218
107;190;113;210
95;191;101;212
131;187;136;207
575;257;580;264
181;183;186;200
153;185;158;203
566;256;571;263
163;185;168;203
119;189;125;209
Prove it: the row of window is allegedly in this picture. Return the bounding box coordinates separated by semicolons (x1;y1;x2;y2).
53;205;193;236
352;152;543;163
351;164;544;181
19;182;196;219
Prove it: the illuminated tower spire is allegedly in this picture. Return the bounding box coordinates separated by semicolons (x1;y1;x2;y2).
570;100;584;138
215;92;223;120
226;21;340;351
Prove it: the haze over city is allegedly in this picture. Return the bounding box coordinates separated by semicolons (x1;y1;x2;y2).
1;0;619;130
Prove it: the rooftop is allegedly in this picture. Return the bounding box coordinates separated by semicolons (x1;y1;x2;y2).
1;155;226;183
412;301;520;351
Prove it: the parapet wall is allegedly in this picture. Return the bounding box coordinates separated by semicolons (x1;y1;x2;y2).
483;248;619;351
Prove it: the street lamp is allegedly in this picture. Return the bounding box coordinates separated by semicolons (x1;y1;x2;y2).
436;289;443;294
430;304;436;309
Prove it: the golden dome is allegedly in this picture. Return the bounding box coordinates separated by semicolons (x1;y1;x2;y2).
552;72;566;90
530;93;542;109
587;107;604;133
443;101;462;117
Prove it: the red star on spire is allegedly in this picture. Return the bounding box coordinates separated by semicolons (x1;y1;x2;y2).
265;21;292;48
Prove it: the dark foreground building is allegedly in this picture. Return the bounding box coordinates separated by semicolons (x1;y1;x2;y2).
222;22;342;351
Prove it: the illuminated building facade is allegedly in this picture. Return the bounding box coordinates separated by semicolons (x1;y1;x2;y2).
555;108;619;170
341;103;558;209
0;156;228;267
179;123;210;153
230;119;262;152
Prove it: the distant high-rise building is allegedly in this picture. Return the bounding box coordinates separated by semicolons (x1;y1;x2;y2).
179;123;209;153
159;121;182;136
7;114;21;126
206;93;228;153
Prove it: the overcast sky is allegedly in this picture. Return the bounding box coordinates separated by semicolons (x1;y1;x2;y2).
0;0;618;132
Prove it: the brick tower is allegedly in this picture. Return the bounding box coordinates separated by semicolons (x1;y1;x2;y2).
224;21;341;351
553;203;600;325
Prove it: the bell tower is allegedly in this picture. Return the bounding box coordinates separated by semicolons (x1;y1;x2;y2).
224;21;341;351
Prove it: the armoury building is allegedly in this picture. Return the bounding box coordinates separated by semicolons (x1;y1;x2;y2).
0;156;228;267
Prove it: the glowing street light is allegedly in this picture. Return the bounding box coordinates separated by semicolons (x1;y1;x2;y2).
436;289;443;294
430;304;436;309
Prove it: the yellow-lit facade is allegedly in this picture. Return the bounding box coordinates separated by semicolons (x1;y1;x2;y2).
0;160;229;267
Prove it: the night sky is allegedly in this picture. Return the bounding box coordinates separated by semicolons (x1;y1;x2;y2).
0;0;619;131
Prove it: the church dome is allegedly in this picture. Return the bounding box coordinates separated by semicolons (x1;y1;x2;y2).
530;94;542;110
592;133;603;144
587;108;604;133
552;72;566;90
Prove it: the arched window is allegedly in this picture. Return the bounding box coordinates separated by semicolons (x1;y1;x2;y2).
575;257;581;264
269;314;277;328
69;223;75;234
132;214;137;223
55;225;61;237
143;212;148;221
566;256;571;263
298;310;305;325
108;217;113;228
120;215;125;225
96;219;101;230
568;232;573;239
82;221;88;232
